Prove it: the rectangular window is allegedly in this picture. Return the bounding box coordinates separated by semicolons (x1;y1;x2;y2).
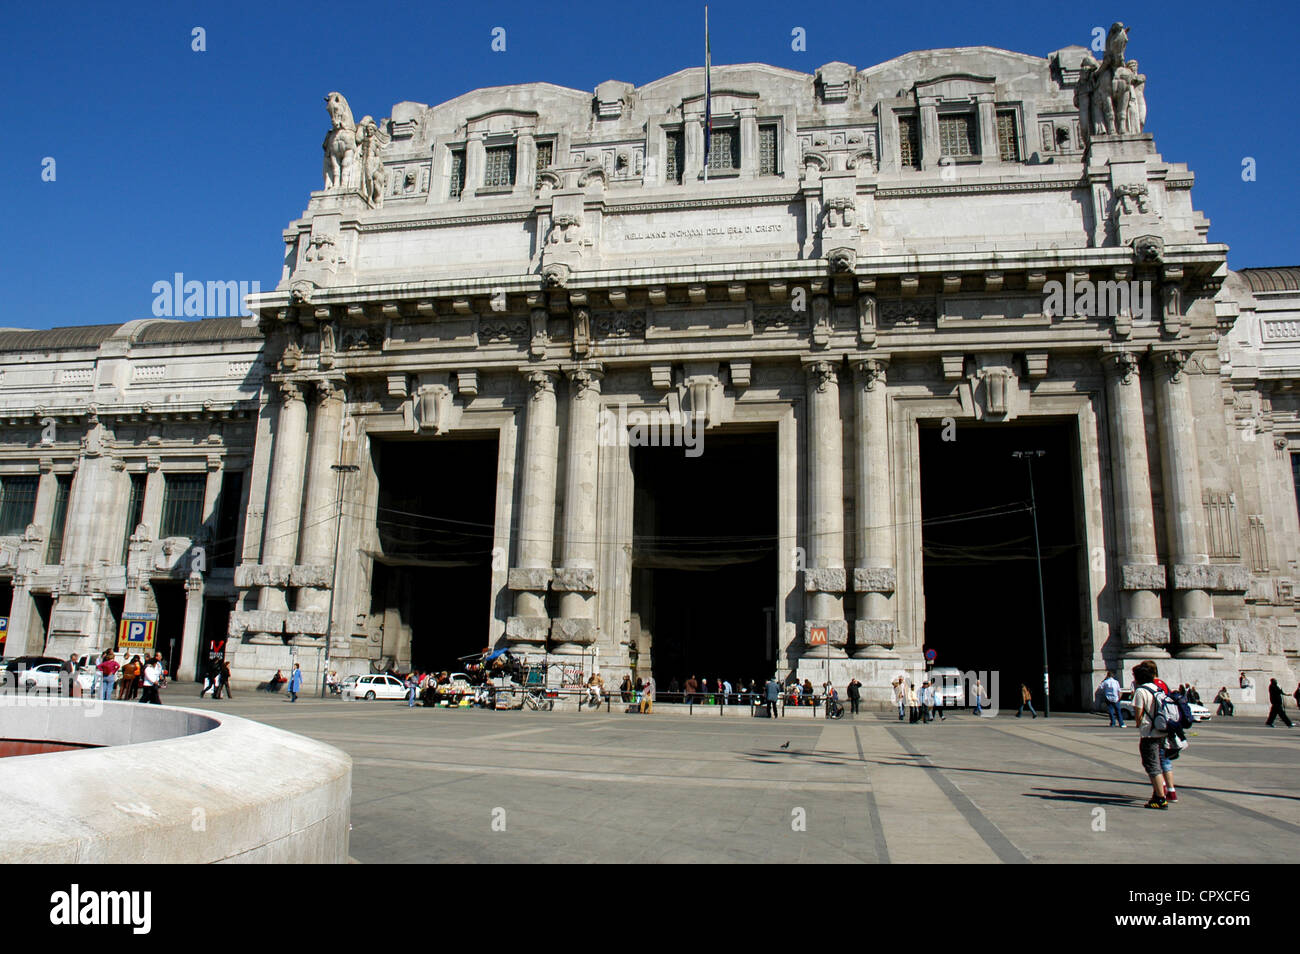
483;145;517;188
665;129;684;183
996;109;1020;162
938;113;977;158
45;475;72;565
759;123;779;175
535;140;553;173
0;475;38;537
448;149;465;198
707;127;739;171
160;474;206;539
213;470;245;569
122;473;146;564
898;115;920;169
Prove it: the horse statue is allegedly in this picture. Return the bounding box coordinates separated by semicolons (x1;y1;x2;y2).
322;92;359;190
1093;22;1133;135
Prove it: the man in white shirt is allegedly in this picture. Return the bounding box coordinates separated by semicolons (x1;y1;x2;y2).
1131;660;1168;810
140;657;164;705
1100;670;1124;727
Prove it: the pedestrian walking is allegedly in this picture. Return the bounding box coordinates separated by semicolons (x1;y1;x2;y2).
405;672;418;707
847;678;862;715
1101;670;1124;727
1265;678;1295;727
199;657;219;698
1016;682;1037;718
764;675;780;718
894;677;906;721
932;683;946;721
61;654;82;699
1132;659;1172;809
1213;686;1233;717
973;678;985;716
95;651;119;701
639;676;655;714
119;655;141;699
139;656;164;705
684;674;698;705
288;663;303;703
216;660;234;699
907;682;920;723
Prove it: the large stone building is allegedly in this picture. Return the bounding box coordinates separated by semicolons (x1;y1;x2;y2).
3;28;1298;707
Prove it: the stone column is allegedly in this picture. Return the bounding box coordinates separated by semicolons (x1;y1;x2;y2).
804;359;848;656
177;572;205;682
296;381;346;615
141;457;164;535
553;367;603;654
1152;350;1218;656
852;358;898;657
260;381;309;614
1102;350;1170;656
506;369;559;648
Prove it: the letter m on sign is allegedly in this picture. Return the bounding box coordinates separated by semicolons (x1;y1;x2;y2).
808;626;828;646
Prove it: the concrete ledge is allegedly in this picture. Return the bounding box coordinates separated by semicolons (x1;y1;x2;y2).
0;698;351;864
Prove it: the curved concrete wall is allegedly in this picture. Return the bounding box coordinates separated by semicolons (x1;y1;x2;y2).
0;699;351;863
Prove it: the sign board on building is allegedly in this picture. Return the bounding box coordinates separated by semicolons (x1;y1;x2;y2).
808;626;828;647
0;616;7;652
118;613;158;655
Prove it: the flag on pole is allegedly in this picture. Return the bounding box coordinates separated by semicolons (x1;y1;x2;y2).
703;5;712;178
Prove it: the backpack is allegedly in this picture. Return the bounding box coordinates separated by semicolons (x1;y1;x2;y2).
1143;683;1182;734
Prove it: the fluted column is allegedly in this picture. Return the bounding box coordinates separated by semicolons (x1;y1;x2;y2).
804;359;848;656
260;380;309;613
1102;350;1170;656
553;366;603;653
852;358;898;656
506;369;559;647
1152;350;1218;656
296;381;346;615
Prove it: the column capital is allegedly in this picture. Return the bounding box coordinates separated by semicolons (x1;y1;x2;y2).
1152;349;1190;383
1100;349;1142;385
522;367;559;400
804;358;840;391
313;378;346;406
853;357;889;390
565;365;604;398
278;379;306;405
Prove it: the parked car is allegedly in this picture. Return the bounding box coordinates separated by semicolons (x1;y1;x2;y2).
19;663;97;694
928;667;968;707
1118;688;1212;723
342;674;406;701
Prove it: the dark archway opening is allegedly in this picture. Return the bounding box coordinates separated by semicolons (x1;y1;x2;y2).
152;581;187;678
370;436;498;674
632;429;778;691
919;419;1085;711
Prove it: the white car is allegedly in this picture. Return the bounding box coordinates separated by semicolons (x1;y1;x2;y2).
342;673;407;701
1118;688;1212;723
928;667;968;707
20;664;97;694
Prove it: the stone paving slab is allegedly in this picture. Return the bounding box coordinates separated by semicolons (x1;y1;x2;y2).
167;693;1299;863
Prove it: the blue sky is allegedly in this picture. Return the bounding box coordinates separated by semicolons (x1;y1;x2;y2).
2;0;1296;330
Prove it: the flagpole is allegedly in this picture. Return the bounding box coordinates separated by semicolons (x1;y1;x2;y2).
703;4;709;184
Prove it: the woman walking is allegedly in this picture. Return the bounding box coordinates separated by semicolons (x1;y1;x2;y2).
1016;682;1038;718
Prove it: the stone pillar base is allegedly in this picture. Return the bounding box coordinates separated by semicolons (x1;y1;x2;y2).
1122;618;1171;657
1174;617;1225;658
506;615;551;646
852;619;899;658
803;619;848;658
551;617;597;654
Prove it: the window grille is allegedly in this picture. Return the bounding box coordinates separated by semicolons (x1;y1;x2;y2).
898;115;920;169
665;130;683;183
535;141;553;172
449;150;465;198
160;474;206;539
0;476;38;537
707;127;739;171
996;110;1020;162
938;113;976;157
483;145;517;188
759;124;778;175
45;475;71;565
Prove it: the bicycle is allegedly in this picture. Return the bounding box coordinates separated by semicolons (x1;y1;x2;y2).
523;688;555;711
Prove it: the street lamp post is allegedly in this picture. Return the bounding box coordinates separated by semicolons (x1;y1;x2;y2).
1012;450;1050;718
321;462;360;698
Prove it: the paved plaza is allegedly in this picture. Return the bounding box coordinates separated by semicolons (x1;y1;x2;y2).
167;694;1300;864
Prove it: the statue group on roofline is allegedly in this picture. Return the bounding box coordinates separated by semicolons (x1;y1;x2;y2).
322;91;389;208
1075;22;1147;144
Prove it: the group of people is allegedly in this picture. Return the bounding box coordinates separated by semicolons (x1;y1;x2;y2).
198;657;235;700
617;674;656;712
68;650;169;703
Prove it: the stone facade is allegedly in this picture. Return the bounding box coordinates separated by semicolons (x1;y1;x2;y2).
3;35;1298;705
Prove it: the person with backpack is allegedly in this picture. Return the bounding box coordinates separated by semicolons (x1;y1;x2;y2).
1101;670;1124;727
1132;660;1185;809
1266;678;1295;728
1016;682;1037;718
